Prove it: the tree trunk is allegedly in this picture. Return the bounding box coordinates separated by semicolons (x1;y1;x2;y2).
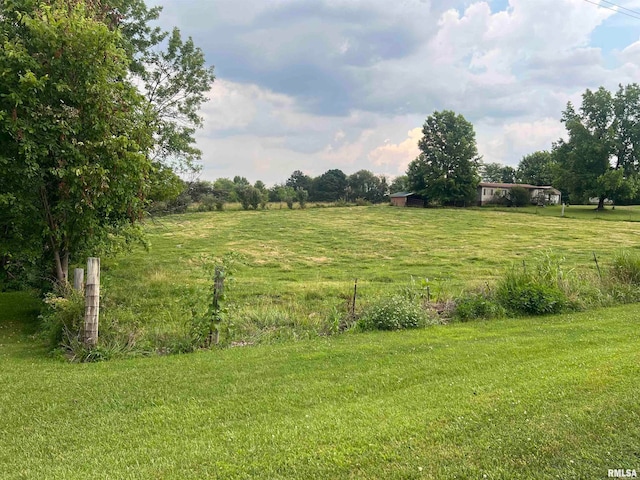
597;196;605;211
52;247;69;285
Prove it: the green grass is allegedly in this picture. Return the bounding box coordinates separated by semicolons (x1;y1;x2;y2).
486;203;640;222
1;291;639;478
96;205;640;344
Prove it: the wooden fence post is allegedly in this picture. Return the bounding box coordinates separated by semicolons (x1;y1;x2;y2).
83;257;100;348
213;267;224;345
73;268;84;292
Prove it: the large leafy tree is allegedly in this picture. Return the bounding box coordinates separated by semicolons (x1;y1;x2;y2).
311;169;347;202
517;151;555;185
285;170;312;192
0;1;156;284
407;110;481;206
481;162;516;183
553;85;639;209
346;170;388;203
1;0;214;285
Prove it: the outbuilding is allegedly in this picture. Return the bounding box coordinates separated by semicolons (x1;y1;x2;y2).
390;192;425;207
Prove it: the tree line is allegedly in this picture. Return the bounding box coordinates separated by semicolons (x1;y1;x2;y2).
151;168;403;213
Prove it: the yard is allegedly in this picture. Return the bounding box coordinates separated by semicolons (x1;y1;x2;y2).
1;290;638;478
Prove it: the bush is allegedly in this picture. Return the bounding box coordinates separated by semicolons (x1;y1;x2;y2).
454;293;505;322
355;198;372;206
39;289;85;348
358;295;428;331
496;268;566;315
197;194;217;212
508;186;530;207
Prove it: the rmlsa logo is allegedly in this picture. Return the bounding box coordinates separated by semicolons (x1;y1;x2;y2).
608;469;638;478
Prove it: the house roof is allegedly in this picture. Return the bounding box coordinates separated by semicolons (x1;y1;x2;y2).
389;192;416;198
479;182;536;189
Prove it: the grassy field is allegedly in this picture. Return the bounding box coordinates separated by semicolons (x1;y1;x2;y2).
487;204;640;222
1;291;639;479
95;205;640;346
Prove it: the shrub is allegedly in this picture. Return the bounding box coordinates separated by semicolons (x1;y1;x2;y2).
496;268;566;315
358;295;428;331
454;293;505;321
39;289;85;348
197;194;217;212
355;198;371;206
508;186;530;207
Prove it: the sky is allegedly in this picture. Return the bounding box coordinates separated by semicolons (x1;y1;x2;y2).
151;0;640;185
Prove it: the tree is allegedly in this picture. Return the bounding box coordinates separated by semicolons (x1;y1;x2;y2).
481;163;517;183
296;188;309;209
212;178;237;202
407;110;481;206
286;170;312;192
0;1;155;284
517;151;555;185
481;163;505;183
553;86;639;209
0;0;215;285
346;170;387;203
389;175;409;193
501;166;517;184
311;169;347;202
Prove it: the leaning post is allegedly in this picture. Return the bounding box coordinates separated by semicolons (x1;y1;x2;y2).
83;257;100;348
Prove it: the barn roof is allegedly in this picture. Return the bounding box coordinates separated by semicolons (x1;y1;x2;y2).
389;192;416;198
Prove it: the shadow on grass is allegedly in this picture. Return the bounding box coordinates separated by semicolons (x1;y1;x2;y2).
0;291;48;359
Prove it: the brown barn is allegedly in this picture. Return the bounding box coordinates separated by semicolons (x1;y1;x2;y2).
390;192;424;207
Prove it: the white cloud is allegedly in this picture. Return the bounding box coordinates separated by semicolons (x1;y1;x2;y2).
476;117;567;166
368;128;422;174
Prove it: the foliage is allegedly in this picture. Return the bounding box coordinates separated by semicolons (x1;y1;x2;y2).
0;0;156;284
508;186;530;207
495;260;569;316
407;110;481;206
553;85;640;208
137;25;214;172
0;0;214;285
481;163;516;183
39;288;85;349
610;250;640;285
286;170;313;192
389;175;409;194
454;292;505;322
193;252;244;348
311;169;348;202
296;188;309;209
346;170;388;203
517;151;555;185
358;295;428;331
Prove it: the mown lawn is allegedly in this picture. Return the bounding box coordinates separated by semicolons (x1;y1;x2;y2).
486;204;640;222
97;205;640;343
1;291;638;479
